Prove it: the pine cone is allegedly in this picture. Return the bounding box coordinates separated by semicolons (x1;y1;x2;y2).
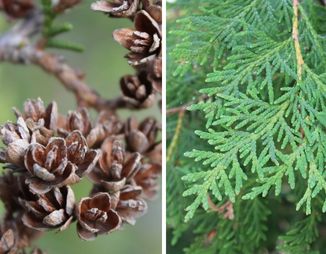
20;186;75;231
1;0;34;18
76;192;121;240
58;108;92;137
120;72;155;108
146;141;161;165
124;117;160;155
59;108;123;148
15;98;58;131
0;172;34;215
92;184;147;225
24;131;100;194
0;99;57;160
113;4;161;67
87;115;123;148
111;185;147;225
89;137;141;192
0;174;43;250
0;0;162;245
1;117;31;166
0;218;41;253
0;228;15;254
147;55;161;93
91;0;140;17
134;163;160;200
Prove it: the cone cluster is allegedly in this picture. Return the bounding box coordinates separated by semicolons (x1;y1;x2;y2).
0;0;161;252
0;98;161;248
92;0;162;106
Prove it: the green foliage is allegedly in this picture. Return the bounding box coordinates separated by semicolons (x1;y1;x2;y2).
277;214;320;254
167;0;326;253
181;197;270;254
40;0;84;52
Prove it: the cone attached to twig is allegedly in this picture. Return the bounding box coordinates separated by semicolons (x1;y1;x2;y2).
76;192;121;240
20;186;75;231
89;137;141;192
24;131;100;194
120;72;155;108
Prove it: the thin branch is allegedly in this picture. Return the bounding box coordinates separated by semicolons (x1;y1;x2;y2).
207;195;234;220
292;0;304;81
166;104;188;115
3;44;127;111
0;9;129;112
167;110;184;162
292;0;306;139
167;95;208;115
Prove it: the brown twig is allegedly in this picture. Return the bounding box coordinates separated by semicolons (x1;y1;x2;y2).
9;45;127;111
207;195;234;220
166;104;188;115
0;9;128;112
167;95;208;115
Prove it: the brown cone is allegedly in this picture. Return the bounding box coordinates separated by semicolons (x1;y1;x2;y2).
147;55;162;93
91;0;140;18
58;108;92;137
16;98;58;131
0;172;35;216
0;117;31;166
0;217;42;253
125;117;160;156
134;163;161;200
1;0;34;18
0;0;162;248
0;228;15;254
57;107;123;148
20;186;75;232
120;72;155;108
113;5;161;67
91;184;147;225
89;137;142;192
24;131;100;194
76;192;121;240
84;111;123;148
112;185;147;225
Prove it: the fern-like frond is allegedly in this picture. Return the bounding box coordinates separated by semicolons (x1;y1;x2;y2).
180;0;326;219
167;0;326;252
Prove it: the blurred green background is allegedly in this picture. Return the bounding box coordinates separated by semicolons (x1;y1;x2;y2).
0;2;161;254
